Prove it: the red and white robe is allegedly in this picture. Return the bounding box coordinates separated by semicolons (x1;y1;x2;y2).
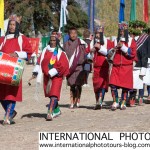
34;45;69;100
109;38;136;89
87;38;113;93
0;34;32;102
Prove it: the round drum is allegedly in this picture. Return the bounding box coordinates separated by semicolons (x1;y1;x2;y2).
0;52;25;86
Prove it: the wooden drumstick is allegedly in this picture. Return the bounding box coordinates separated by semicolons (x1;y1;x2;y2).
28;75;36;86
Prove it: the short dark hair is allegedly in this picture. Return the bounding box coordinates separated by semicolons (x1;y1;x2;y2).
52;30;57;33
68;27;77;33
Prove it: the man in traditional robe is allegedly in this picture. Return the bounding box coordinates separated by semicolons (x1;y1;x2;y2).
64;27;87;108
109;22;136;110
86;26;113;109
0;14;32;124
33;33;69;121
82;29;93;87
129;22;150;106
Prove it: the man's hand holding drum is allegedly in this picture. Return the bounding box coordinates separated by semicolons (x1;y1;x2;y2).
9;52;18;57
117;42;123;48
94;43;101;50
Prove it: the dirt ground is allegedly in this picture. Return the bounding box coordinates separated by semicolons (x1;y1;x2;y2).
0;65;150;150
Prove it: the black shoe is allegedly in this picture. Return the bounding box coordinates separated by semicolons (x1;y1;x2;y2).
28;82;31;86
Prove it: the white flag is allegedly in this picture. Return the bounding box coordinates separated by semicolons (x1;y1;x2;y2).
59;0;68;32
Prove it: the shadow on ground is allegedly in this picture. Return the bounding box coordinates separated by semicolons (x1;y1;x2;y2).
21;113;47;119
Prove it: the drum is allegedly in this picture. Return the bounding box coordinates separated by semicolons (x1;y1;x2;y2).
0;52;25;86
107;48;116;63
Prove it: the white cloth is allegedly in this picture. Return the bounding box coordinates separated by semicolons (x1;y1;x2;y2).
48;68;58;77
120;44;128;53
120;37;125;42
35;45;62;84
140;67;147;76
114;37;132;47
143;59;150;85
135;36;139;41
143;69;150;85
33;65;40;73
98;45;107;56
59;0;68;32
15;51;27;59
36;48;46;84
87;53;92;59
133;69;144;89
80;39;88;48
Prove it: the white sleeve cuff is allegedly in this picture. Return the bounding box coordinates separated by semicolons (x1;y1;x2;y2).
87;53;92;59
15;51;27;59
148;58;150;64
48;68;58;77
98;46;107;56
31;52;36;57
33;65;40;73
120;44;128;53
140;67;147;76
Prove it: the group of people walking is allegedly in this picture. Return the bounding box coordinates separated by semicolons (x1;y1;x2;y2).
0;14;150;124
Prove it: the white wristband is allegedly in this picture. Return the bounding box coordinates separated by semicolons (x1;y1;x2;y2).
120;44;128;53
15;51;27;59
98;46;107;56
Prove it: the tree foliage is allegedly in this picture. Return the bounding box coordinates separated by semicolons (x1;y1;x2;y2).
65;1;88;31
4;0;88;36
95;0;150;37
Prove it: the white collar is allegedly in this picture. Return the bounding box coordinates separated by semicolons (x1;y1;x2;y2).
135;36;139;41
5;34;15;39
5;33;23;39
0;33;23;51
47;45;56;52
120;37;126;42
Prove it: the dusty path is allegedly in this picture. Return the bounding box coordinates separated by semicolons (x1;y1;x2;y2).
0;65;150;150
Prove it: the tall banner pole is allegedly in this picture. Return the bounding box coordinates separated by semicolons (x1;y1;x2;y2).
143;0;149;23
130;0;136;21
119;0;125;23
59;0;68;44
92;0;95;33
88;0;95;34
62;7;65;44
0;0;4;37
88;0;91;30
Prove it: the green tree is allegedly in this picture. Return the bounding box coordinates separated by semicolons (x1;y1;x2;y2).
65;2;88;29
4;0;88;36
95;0;150;37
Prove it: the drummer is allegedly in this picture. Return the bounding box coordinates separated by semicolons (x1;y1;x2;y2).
87;26;113;110
0;14;32;125
109;22;136;110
